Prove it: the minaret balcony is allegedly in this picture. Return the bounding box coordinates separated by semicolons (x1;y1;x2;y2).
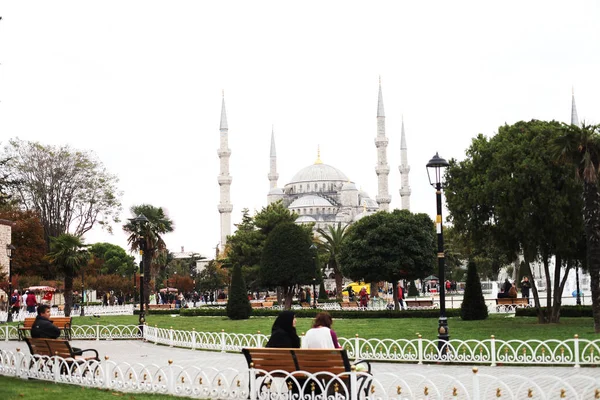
399;187;412;196
218;175;232;185
374;138;389;147
268;173;279;181
217;149;232;157
218;204;233;213
399;165;411;173
375;166;390;175
376;195;391;204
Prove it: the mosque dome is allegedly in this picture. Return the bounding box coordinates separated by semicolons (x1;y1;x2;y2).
289;163;349;184
295;215;316;223
341;181;357;191
289;195;333;208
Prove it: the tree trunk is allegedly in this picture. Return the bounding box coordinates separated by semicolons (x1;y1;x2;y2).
64;268;73;317
392;282;399;311
584;182;600;333
143;252;151;308
334;269;343;301
283;286;293;310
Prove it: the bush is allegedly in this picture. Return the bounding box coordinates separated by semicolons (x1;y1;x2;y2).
226;265;252;320
516;306;593;318
407;280;419;297
460;261;488;320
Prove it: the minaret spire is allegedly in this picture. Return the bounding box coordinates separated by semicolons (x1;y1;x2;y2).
571;87;580;126
375;77;391;211
217;92;233;249
268;126;279;189
399;116;411;210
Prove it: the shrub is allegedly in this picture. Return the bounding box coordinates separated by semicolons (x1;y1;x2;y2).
407;280;419;297
516;306;592;318
226;265;252;320
460;261;488;320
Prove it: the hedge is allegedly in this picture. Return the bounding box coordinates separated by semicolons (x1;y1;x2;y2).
515;305;593;318
180;308;462;319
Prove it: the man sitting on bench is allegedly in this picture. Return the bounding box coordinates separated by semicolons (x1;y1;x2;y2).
32;305;82;355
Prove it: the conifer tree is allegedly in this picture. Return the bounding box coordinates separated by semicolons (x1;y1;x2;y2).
460;261;488;320
226;265;252;320
408;280;419;297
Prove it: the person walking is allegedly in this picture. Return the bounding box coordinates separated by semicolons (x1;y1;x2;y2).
359;287;369;308
10;290;20;315
397;283;406;310
302;312;341;349
520;276;532;303
26;291;38;313
265;311;300;348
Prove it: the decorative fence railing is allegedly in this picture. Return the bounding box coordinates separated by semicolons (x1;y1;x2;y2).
0;305;135;322
143;326;600;367
2;323;599;367
0;349;598;399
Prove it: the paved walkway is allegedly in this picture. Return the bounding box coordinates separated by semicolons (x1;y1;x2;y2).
1;339;597;381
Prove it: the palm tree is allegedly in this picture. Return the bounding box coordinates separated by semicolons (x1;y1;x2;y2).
554;123;600;333
317;223;348;300
46;234;90;317
122;204;174;307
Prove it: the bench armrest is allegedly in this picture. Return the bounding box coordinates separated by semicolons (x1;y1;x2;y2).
75;348;99;360
352;359;371;374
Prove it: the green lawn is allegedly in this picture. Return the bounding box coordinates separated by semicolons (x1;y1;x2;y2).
69;314;598;341
0;376;177;400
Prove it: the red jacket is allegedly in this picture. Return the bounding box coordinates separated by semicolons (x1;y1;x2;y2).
26;294;38;307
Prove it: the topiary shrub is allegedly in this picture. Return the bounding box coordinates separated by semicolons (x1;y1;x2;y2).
407;280;419;297
318;281;328;301
226;265;252;320
460;261;488;320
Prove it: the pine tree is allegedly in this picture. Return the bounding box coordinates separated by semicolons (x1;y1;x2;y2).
408;280;419;297
226;265;252;320
318;280;328;301
460;261;488;320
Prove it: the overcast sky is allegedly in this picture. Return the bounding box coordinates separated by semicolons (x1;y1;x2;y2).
1;1;599;258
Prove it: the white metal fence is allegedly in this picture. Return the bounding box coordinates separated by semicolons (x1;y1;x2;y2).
0;305;134;322
0;349;598;399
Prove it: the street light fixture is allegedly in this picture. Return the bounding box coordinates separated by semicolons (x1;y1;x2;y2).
426;152;450;353
6;244;15;323
129;214;149;331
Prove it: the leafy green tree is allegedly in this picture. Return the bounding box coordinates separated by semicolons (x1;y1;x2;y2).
261;222;316;309
46;234;90;317
316;223;348;300
553;122;600;332
226;265;252;319
123;205;174;307
196;259;227;293
339;210;436;310
2;139;122;249
446;120;585;323
89;243;136;276
460;261;488;320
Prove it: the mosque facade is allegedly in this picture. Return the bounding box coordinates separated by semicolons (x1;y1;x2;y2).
217;80;412;246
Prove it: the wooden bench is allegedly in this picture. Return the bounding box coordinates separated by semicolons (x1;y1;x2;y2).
496;297;529;310
251;302;263;308
25;337;99;375
148;304;173;310
340;302;358;309
405;299;435;308
18;317;72;341
242;348;371;397
262;301;274;307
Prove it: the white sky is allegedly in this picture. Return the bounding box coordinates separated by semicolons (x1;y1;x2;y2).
1;1;599;258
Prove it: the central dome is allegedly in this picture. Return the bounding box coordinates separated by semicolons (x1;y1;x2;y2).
289;163;349;183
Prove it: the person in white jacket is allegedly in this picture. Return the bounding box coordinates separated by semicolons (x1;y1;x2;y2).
301;312;341;349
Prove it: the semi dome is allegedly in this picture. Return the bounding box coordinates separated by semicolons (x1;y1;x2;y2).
289;163;349;184
342;181;357;191
295;215;316;223
289;195;333;208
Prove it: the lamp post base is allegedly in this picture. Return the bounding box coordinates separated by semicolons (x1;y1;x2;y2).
437;316;450;355
138;311;145;336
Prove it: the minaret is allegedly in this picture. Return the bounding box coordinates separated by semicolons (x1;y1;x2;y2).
268;126;279;189
571;88;579;126
217;92;233;248
375;77;391;211
398;116;411;210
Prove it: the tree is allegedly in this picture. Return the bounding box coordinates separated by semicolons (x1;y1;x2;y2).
123;204;174;307
445;120;585;323
226;265;252;320
197;259;227;294
89;243;136;276
261;222;316;309
2;139;122;249
339;210;436;310
553;123;600;332
317;223;348;300
46;234;90;317
0;208;48;277
460;261;488;320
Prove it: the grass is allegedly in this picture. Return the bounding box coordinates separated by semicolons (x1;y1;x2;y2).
0;375;177;400
68;313;599;341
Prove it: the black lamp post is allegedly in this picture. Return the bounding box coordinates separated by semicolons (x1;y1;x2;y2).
426;152;450;353
575;265;582;306
310;244;318;309
6;244;15;323
80;268;85;317
129;214;149;330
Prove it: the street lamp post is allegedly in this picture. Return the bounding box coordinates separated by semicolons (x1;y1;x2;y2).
80;268;85;317
575;265;582;306
426;152;450;353
6;244;15;323
129;214;149;331
310;244;318;309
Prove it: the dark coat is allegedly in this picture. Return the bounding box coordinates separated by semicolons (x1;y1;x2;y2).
31;316;61;339
265;311;300;348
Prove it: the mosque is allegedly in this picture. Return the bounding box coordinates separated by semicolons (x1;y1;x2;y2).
216;80;411;246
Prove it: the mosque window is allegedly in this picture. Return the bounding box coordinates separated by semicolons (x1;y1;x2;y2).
310;208;313;214
299;185;303;193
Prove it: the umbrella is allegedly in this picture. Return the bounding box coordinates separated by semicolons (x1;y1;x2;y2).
159;287;178;293
27;286;56;292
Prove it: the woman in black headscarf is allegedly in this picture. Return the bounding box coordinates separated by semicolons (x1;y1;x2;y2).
265;311;300;348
